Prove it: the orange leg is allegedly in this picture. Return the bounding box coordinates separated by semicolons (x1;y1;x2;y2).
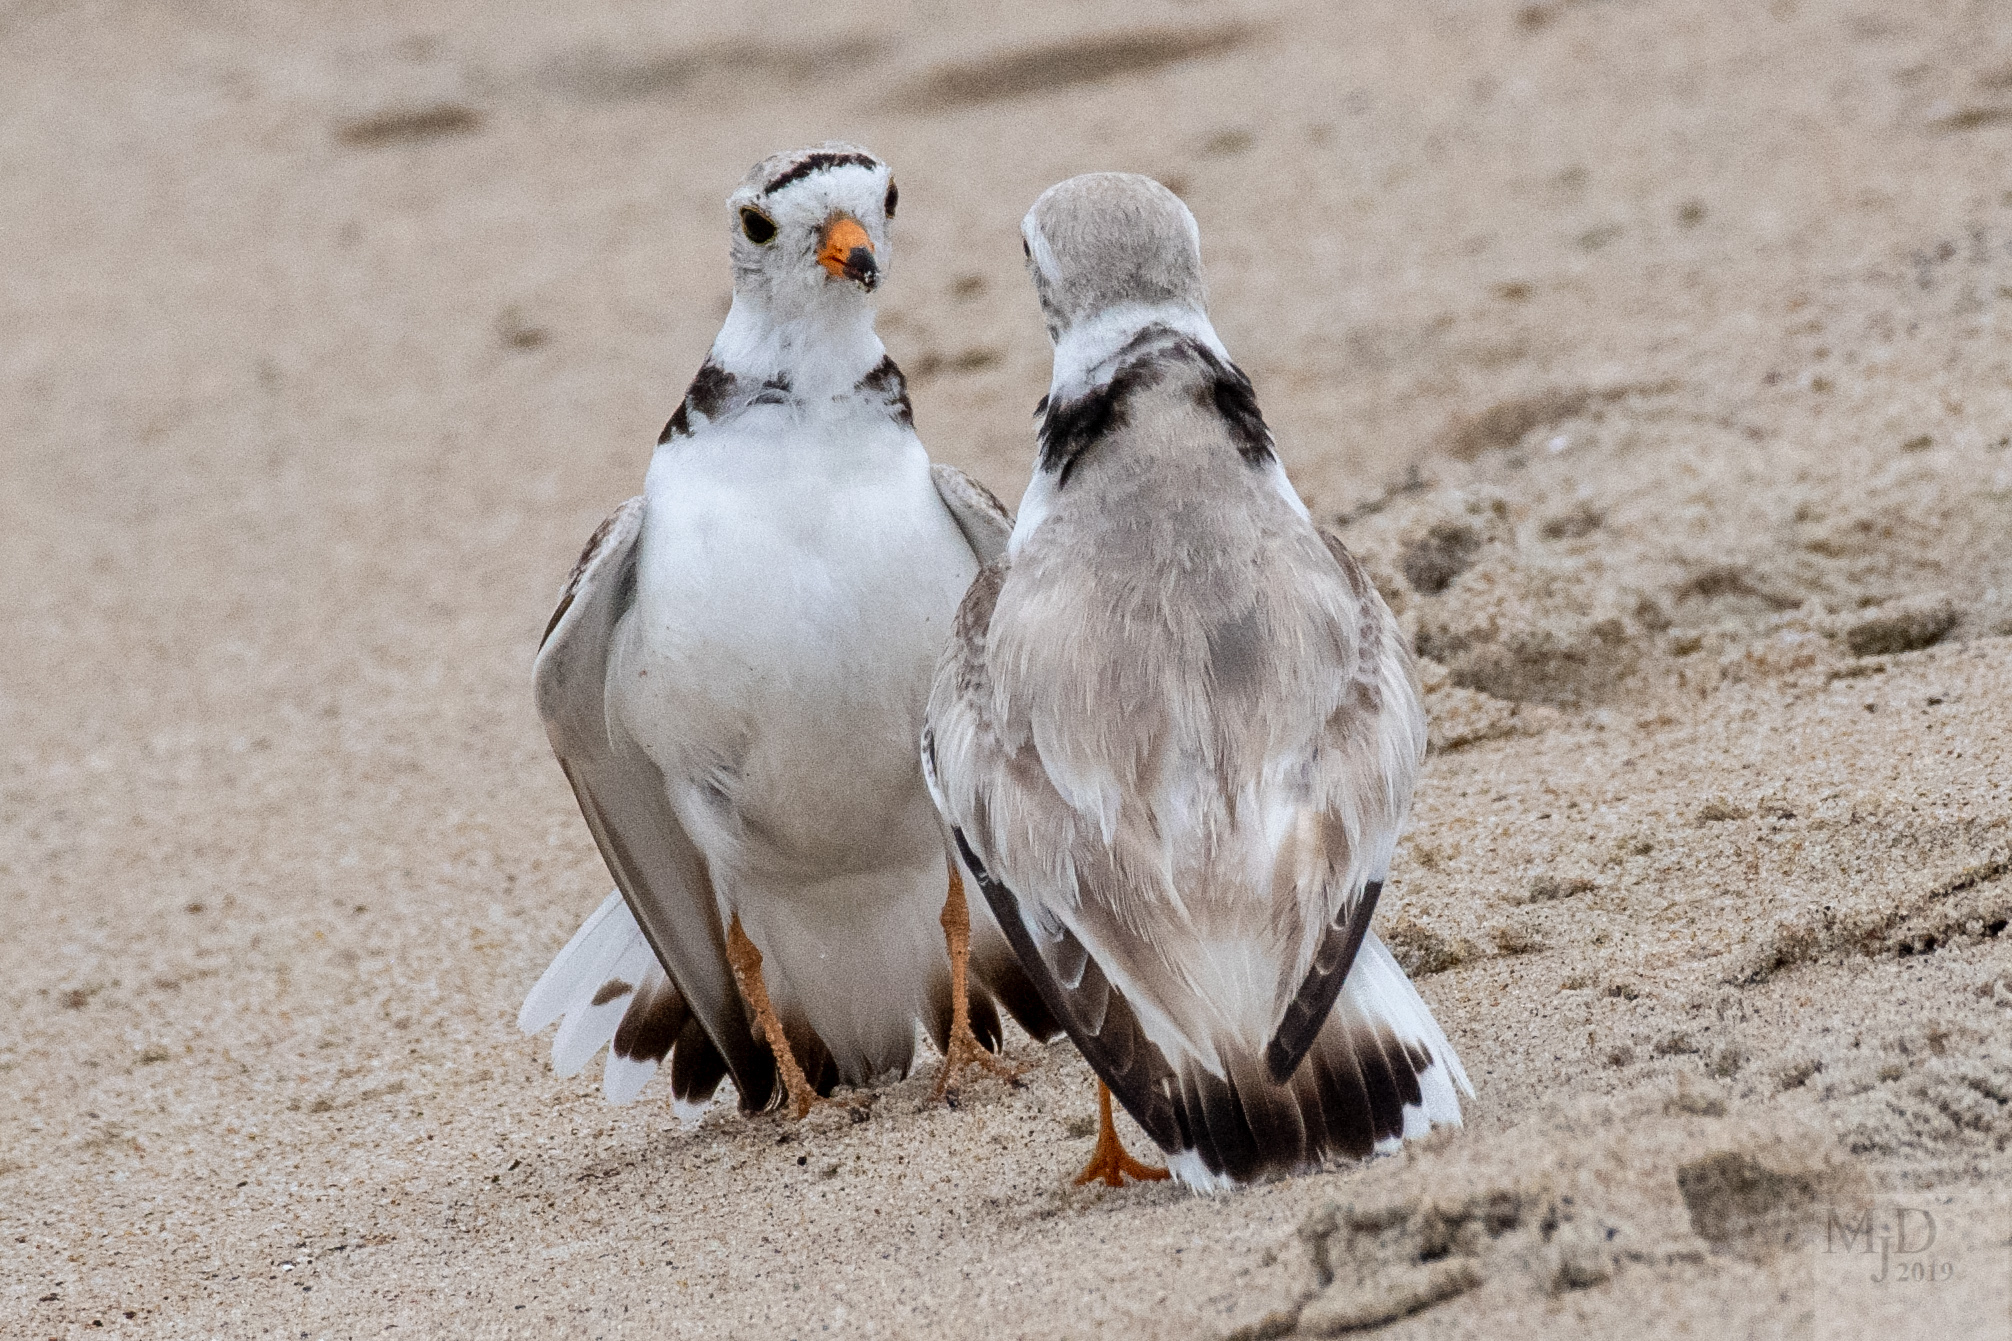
932;864;1022;1101
725;914;823;1120
1072;1080;1170;1187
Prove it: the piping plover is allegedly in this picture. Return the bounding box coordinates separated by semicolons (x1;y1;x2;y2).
924;172;1469;1187
523;145;1055;1120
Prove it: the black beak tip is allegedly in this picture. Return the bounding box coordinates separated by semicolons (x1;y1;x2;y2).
845;247;879;289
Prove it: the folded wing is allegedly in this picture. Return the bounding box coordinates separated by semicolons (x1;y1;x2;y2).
925;523;1466;1187
930;463;1014;567
531;498;777;1111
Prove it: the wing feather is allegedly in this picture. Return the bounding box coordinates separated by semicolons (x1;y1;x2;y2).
951;829;1184;1154
532;498;776;1111
929;463;1013;567
1264;879;1382;1082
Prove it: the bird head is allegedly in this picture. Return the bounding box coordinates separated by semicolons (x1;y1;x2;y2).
727;143;896;315
1020;172;1207;343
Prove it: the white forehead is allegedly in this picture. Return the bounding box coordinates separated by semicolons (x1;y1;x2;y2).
731;155;887;222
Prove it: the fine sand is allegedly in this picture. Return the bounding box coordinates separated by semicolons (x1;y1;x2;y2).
5;1;2012;1336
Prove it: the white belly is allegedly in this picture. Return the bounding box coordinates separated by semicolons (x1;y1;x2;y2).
605;416;978;1076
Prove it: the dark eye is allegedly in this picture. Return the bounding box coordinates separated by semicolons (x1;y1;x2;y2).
884;181;899;219
739;207;777;245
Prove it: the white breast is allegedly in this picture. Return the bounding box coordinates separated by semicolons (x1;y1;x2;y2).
611;408;977;885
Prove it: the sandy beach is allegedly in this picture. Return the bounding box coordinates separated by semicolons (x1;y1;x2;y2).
5;0;2012;1335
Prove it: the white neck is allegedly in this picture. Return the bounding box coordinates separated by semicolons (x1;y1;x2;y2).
1046;300;1229;405
710;289;887;402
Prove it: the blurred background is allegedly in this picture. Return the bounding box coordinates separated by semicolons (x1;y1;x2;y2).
5;1;2011;1335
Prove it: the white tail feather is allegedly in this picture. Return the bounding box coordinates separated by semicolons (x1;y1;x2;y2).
1344;930;1470;1155
602;1051;661;1106
520;891;635;1034
520;891;666;1102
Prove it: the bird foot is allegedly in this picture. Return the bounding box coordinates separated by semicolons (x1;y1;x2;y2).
780;1076;831;1123
1071;1081;1170;1187
726;913;828;1122
1073;1138;1171;1188
932;860;1024;1103
931;1018;1022;1102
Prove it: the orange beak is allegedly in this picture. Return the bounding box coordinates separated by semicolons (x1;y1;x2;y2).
817;215;879;289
